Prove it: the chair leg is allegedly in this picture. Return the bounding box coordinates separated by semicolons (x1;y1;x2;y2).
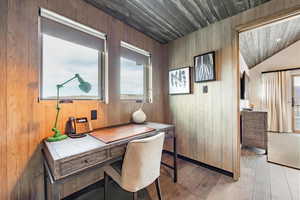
133;192;138;200
104;172;109;200
155;178;162;200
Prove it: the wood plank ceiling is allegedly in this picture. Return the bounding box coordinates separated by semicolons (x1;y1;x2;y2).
240;15;300;68
85;0;270;44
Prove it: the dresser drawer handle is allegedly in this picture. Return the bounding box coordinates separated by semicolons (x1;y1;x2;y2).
84;159;89;163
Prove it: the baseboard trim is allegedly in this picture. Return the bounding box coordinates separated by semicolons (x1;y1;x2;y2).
163;150;233;177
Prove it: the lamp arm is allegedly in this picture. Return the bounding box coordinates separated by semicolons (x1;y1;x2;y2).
53;85;60;130
52;74;79;130
48;74;89;141
58;74;79;87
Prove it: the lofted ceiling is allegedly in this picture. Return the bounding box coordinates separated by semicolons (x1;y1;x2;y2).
85;0;270;44
240;15;300;69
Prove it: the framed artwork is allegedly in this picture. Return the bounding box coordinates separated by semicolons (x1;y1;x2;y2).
194;51;216;82
169;67;191;95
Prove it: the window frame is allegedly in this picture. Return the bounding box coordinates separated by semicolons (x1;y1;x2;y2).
38;8;108;102
119;41;152;103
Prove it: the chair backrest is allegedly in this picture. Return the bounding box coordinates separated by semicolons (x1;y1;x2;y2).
120;132;165;192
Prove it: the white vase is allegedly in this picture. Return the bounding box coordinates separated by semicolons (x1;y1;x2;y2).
132;108;147;124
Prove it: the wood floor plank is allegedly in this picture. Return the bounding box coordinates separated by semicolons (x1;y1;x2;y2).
284;167;300;200
206;148;257;200
270;163;293;200
252;155;271;200
191;169;221;199
68;148;300;200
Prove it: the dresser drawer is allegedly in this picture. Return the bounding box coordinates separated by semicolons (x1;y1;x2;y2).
243;120;266;129
243;130;265;140
243;138;266;149
243;113;266;121
60;150;108;176
243;123;267;132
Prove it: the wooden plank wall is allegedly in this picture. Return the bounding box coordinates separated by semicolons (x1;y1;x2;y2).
166;0;300;179
0;0;8;199
0;0;168;199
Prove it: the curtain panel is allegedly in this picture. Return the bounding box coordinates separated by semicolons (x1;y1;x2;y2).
262;71;292;133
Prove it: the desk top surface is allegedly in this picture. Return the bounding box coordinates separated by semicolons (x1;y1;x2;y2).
44;122;174;161
90;124;156;144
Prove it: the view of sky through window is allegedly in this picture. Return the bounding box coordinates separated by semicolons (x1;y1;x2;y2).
120;57;144;95
42;34;99;99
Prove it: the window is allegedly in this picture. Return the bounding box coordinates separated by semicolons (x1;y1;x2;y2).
120;41;152;102
40;8;107;100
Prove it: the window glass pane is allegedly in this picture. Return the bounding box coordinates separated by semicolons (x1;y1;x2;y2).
42;34;100;99
120;57;144;96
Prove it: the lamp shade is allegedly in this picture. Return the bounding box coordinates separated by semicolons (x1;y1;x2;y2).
79;81;91;93
75;74;92;93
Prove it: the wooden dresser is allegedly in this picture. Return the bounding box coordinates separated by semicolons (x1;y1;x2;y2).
241;111;268;150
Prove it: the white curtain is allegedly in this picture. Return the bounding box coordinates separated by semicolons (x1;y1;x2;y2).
262;71;292;132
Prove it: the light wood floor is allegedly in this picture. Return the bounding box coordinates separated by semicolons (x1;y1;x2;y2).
67;148;300;200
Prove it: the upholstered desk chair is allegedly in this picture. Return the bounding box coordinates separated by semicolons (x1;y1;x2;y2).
103;132;165;200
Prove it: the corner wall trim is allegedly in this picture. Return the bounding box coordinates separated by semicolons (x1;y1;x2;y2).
163;150;233;178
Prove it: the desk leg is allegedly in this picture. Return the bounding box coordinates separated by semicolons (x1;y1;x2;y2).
44;164;48;200
44;173;60;200
173;136;178;183
52;183;61;200
43;159;60;200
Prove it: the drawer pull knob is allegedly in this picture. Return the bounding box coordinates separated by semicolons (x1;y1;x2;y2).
84;159;88;163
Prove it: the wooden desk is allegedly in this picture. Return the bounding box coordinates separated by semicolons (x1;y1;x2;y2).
43;122;177;200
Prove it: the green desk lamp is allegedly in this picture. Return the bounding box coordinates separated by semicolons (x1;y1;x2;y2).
47;74;92;142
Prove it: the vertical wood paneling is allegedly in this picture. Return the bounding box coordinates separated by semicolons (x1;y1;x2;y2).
1;0;167;199
0;1;8;200
6;1;30;199
167;0;300;179
2;0;300;198
27;1;45;199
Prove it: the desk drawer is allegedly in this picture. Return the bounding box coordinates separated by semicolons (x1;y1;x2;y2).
110;145;126;158
60;150;108;176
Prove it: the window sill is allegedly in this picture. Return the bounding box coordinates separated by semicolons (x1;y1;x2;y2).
38;98;105;104
120;99;152;103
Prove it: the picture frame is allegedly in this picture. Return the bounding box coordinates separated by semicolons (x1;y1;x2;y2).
194;51;216;82
169;67;191;95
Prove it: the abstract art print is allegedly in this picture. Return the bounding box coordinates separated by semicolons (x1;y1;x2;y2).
169;67;191;95
194;51;216;82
